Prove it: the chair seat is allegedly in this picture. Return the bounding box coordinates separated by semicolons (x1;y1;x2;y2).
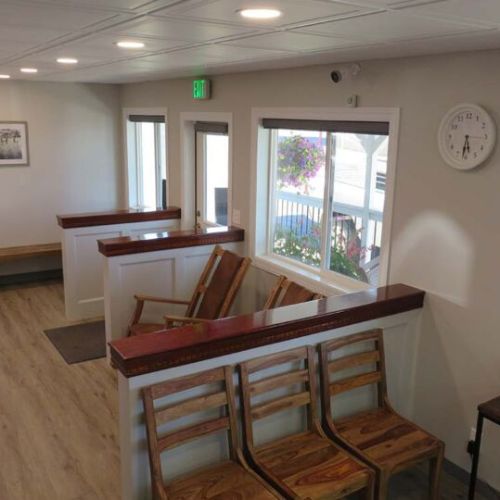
167;460;278;499
129;322;164;336
255;431;370;499
335;408;440;472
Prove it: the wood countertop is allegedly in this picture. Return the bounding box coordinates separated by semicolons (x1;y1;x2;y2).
97;225;244;257
57;207;181;229
110;283;425;378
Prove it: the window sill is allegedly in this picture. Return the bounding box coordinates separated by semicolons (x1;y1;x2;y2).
254;254;372;297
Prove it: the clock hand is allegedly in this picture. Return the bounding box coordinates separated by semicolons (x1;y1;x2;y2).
465;134;470;153
462;137;467;159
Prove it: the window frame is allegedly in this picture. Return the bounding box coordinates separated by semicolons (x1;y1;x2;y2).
123;107;168;209
250;107;400;293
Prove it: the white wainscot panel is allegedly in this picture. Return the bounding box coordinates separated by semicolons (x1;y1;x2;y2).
103;242;243;346
61;219;179;320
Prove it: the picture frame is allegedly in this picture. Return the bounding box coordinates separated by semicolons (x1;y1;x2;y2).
0;121;29;166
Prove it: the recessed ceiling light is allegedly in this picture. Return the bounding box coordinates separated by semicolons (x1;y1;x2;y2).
0;74;10;79
239;8;282;19
116;40;145;49
57;57;78;64
20;68;38;73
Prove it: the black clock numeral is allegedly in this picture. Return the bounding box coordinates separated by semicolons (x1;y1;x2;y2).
466;112;473;119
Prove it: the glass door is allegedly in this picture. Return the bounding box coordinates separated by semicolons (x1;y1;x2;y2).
195;122;229;227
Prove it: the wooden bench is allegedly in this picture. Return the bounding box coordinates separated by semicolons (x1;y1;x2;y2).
0;243;62;262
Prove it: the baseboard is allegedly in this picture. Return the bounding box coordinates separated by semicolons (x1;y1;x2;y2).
444;459;500;499
0;269;63;287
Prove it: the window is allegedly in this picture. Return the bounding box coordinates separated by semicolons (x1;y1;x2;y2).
265;118;389;286
195;122;229;226
126;114;166;209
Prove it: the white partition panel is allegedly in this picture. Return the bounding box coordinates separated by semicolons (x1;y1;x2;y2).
61;219;179;320
103;242;243;347
117;308;421;500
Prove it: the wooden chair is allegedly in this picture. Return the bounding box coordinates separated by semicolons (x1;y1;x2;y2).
129;245;251;335
142;366;282;499
319;329;445;500
238;346;374;499
263;275;324;310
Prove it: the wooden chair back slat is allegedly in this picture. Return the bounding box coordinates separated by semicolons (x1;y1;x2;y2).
155;391;227;425
239;346;318;448
244;346;308;374
188;246;251;320
158;416;230;452
330;371;382;396
251;391;311;421
328;350;380;373
320;328;388;416
150;367;226;399
250;369;309;396
263;276;323;310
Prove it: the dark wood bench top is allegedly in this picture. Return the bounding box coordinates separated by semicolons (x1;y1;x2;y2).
478;396;500;424
109;283;425;378
97;226;245;257
57;207;181;229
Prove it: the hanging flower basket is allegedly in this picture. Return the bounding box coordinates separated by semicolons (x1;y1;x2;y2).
277;135;324;193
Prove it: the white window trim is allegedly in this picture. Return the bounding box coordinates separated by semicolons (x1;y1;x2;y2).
249;106;400;294
122;107;168;209
180;112;233;230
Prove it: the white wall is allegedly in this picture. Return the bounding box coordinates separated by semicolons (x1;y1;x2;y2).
121;49;500;490
0;81;122;250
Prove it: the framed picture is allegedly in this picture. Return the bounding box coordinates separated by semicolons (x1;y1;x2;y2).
0;121;29;166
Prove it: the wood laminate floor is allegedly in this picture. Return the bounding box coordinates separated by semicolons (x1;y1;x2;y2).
0;281;493;500
0;280;120;500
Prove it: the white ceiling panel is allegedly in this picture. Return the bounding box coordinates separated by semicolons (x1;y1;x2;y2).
227;31;361;52
61;33;190;58
156;0;366;27
13;0;182;13
1;0;500;83
0;25;66;47
404;0;500;26
0;2;116;30
333;0;446;7
297;10;486;41
112;16;256;42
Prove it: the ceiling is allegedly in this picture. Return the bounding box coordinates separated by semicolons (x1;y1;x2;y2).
1;0;500;84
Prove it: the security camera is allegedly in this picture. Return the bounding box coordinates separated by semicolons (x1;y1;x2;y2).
330;70;342;83
330;63;361;84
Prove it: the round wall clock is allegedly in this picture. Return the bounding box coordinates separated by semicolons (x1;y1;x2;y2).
438;103;496;170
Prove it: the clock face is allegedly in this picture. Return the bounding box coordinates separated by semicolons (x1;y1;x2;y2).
438;103;496;170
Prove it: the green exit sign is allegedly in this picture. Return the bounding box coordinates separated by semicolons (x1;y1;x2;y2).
193;79;211;100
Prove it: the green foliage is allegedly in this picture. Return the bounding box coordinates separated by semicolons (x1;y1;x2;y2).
272;227;368;282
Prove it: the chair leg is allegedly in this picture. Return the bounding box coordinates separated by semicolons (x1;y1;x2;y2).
468;413;484;500
375;473;389;500
365;472;376;500
429;446;444;500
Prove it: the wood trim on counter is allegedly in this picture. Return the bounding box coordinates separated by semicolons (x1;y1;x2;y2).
57;207;181;229
98;226;245;257
110;283;425;378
